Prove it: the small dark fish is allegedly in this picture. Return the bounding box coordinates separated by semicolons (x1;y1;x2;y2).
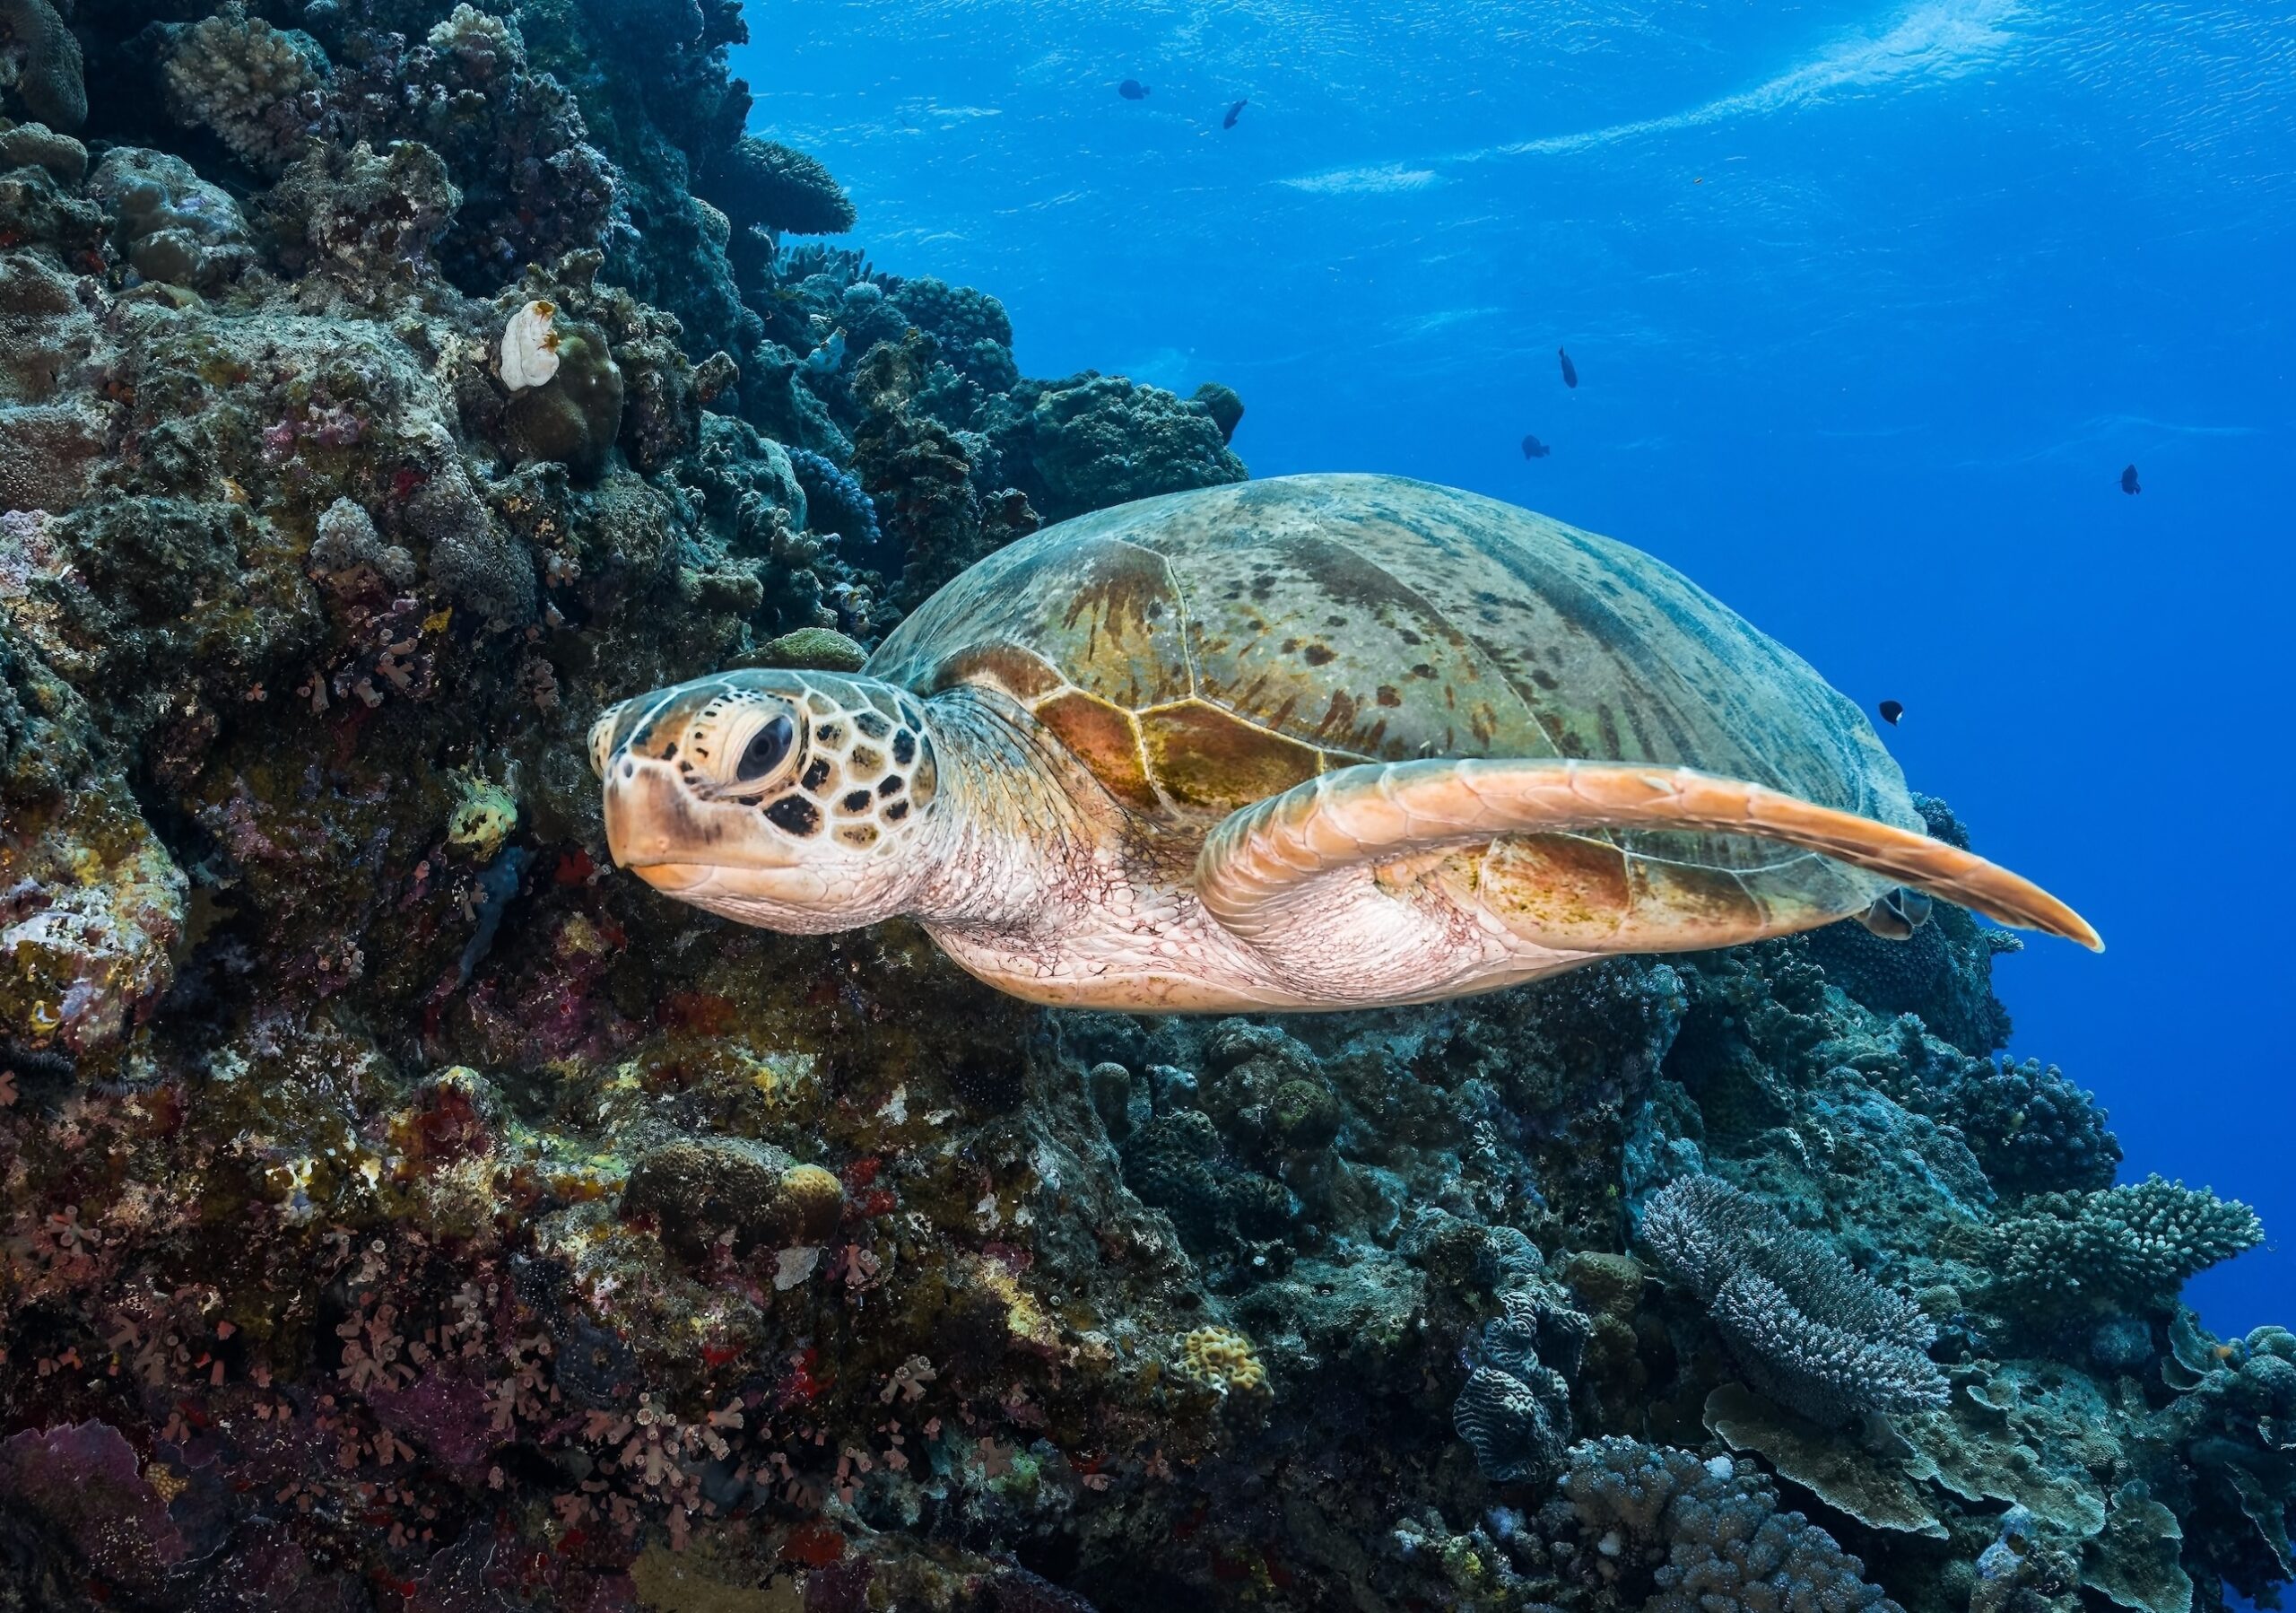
1223;99;1248;128
2120;464;2141;494
1520;434;1550;459
1878;699;1904;727
1558;346;1578;388
1118;79;1151;100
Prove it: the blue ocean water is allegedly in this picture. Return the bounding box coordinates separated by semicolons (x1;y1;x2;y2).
735;1;2294;1330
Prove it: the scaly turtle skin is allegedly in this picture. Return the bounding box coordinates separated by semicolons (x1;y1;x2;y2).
593;475;2097;1010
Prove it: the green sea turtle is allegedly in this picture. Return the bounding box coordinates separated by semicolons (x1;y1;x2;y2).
592;474;2097;1011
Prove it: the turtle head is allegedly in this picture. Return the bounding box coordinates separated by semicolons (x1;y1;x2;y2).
592;669;944;933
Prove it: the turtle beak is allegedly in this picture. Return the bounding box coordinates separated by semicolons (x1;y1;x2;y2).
603;754;701;871
602;752;801;882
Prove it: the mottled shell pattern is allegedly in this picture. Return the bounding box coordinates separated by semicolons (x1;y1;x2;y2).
867;473;1916;915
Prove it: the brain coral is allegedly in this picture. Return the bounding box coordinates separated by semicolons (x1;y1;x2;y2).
1454;1286;1579;1482
1178;1325;1267;1399
0;0;84;132
1642;1175;1947;1426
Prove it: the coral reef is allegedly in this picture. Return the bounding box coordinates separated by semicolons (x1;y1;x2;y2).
156;8;327;176
0;0;83;134
1990;1176;2264;1313
700;134;857;238
0;2;2282;1609
1642;1174;1948;1426
1557;1439;1899;1613
987;370;1249;523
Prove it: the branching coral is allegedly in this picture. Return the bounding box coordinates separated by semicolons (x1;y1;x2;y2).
1991;1176;2264;1312
158;8;328;176
1560;1438;1902;1613
700;134;857;237
1642;1174;1947;1425
1952;1057;2121;1196
786;445;879;551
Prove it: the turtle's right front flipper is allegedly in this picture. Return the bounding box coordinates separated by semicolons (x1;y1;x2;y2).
1195;759;2100;991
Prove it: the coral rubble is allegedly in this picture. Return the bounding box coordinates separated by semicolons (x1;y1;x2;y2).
0;3;2285;1609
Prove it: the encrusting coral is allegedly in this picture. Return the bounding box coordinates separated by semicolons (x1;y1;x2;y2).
0;0;2284;1608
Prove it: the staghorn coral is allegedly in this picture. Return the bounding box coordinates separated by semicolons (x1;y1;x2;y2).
1642;1174;1948;1425
1991;1176;2264;1312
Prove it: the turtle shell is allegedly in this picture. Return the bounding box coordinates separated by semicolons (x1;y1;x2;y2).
866;475;1918;866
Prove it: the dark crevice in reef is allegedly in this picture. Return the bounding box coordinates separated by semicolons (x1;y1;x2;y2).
0;2;2288;1610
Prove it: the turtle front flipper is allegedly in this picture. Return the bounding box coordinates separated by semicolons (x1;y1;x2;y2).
1196;759;2100;979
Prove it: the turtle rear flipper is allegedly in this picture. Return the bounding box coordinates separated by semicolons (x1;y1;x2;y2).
1195;759;2100;972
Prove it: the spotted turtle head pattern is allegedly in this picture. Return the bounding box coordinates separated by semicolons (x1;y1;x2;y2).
591;668;939;931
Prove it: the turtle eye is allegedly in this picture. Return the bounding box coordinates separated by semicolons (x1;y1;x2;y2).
734;713;796;785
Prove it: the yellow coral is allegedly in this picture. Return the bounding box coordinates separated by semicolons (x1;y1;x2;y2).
1178;1325;1268;1398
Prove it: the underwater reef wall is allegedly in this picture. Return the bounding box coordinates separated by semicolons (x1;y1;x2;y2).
0;4;2288;1611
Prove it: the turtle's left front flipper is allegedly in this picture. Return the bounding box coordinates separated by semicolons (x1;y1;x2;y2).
1196;758;2100;981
